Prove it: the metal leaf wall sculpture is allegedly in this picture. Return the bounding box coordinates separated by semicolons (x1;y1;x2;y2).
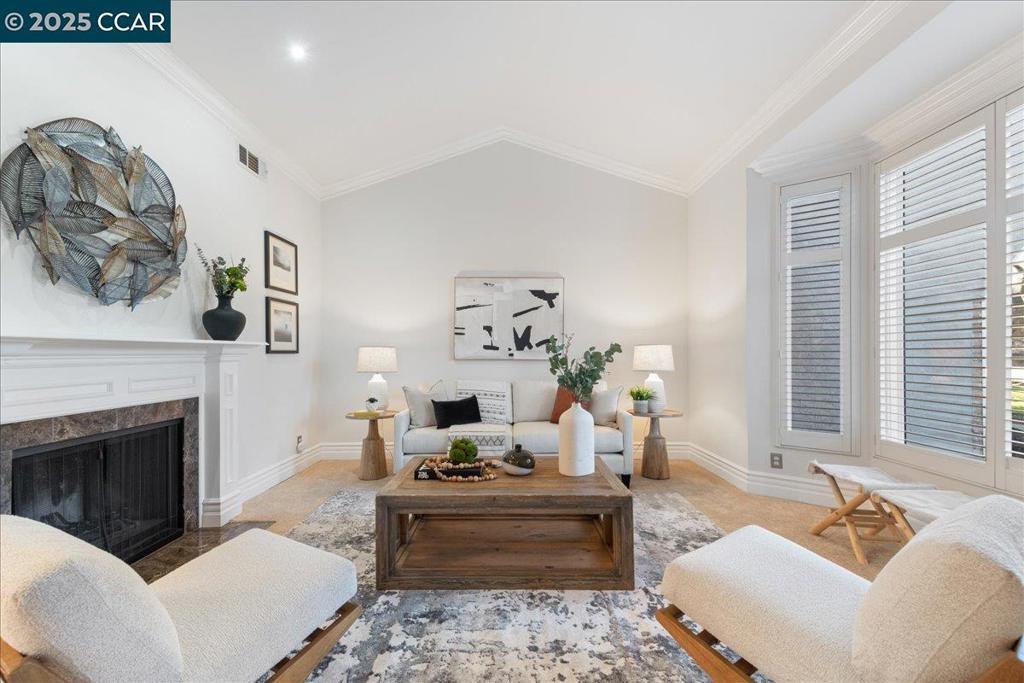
0;117;187;308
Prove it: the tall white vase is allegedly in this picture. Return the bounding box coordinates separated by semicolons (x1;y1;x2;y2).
558;402;595;476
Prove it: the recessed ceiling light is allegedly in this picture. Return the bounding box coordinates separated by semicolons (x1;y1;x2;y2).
289;43;308;62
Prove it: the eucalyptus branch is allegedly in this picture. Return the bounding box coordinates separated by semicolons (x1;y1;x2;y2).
545;334;622;402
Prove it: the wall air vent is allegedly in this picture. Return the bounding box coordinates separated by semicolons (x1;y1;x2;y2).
238;144;265;177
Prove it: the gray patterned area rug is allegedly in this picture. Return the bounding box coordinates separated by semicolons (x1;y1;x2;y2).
287;485;724;682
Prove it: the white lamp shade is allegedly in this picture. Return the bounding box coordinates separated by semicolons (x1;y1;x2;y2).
356;346;398;373
633;345;674;372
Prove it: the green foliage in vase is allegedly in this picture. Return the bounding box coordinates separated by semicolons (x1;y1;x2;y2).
448;438;479;464
545;334;622;403
629;386;654;401
196;245;249;297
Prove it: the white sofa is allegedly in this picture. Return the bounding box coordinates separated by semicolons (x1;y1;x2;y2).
394;379;634;482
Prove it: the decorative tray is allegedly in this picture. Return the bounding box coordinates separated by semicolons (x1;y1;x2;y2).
415;457;502;482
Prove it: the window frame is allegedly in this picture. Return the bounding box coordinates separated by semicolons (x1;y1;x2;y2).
998;88;1024;494
871;104;1002;487
773;173;854;454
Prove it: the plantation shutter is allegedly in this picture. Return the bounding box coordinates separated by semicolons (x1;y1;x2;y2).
878;108;993;471
779;175;851;452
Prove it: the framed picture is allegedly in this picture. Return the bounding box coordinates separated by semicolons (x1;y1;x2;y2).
264;230;298;295
453;276;564;360
265;297;299;353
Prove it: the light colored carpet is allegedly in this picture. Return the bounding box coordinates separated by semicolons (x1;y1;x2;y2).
287;484;725;682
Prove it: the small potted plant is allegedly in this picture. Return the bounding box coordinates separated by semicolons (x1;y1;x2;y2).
197;246;250;341
629;386;653;414
365;397;380;413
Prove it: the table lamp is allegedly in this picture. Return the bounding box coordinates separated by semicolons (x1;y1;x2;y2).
633;345;673;414
357;347;397;410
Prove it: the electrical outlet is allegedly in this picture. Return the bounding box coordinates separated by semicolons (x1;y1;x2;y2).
296;435;304;453
770;452;783;469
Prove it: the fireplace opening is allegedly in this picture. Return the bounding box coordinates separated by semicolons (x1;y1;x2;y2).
11;419;184;563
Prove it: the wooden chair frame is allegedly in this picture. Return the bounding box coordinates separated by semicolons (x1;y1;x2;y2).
869;491;920;541
0;601;362;683
657;603;1024;683
807;464;905;565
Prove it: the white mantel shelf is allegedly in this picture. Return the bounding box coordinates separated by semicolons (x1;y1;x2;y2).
1;335;266;354
1;333;263;527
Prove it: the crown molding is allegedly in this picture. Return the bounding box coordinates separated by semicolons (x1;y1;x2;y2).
750;137;875;177
320;126;687;200
750;33;1024;178
127;44;324;200
683;0;912;194
864;33;1024;157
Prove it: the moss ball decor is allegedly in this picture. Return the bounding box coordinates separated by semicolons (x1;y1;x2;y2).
448;438;479;464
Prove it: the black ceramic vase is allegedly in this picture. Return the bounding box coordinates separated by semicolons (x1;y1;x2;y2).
202;294;246;341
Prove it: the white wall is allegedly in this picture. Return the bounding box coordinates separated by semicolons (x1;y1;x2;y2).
685;157;749;469
319;142;687;445
0;44;323;488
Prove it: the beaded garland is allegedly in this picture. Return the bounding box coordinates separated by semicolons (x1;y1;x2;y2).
422;456;501;482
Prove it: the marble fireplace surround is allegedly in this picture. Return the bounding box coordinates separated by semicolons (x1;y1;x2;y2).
0;399;200;530
0;336;264;527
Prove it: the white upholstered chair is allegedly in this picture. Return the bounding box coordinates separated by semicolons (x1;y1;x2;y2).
0;515;360;683
658;495;1024;682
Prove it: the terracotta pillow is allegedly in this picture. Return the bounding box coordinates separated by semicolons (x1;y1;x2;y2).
549;386;577;423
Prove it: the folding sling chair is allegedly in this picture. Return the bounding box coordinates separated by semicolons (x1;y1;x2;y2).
870;488;975;541
807;461;935;564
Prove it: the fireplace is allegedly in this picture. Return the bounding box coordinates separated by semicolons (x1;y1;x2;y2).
11;419;184;563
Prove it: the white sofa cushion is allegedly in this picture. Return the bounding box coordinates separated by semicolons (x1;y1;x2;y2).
852;495;1024;683
0;514;183;682
456;380;512;424
403;426;451;454
662;525;867;683
152;528;357;683
587;386;622;426
512;380;558;423
403;381;447;427
512;421;623;454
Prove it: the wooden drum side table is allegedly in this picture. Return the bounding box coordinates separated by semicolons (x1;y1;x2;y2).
628;408;683;480
345;410;398;480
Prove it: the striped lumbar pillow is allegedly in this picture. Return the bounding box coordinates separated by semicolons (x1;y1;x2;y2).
455;380;512;425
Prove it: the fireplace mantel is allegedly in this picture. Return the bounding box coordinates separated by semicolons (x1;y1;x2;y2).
0;335;264;527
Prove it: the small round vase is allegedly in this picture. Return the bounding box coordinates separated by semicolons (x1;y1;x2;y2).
633;400;649;414
202;294;246;341
558;402;595;477
502;444;535;476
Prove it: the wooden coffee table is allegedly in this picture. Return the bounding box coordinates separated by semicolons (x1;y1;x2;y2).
376;457;634;590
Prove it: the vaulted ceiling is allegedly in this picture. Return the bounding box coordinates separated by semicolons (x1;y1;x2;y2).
168;1;985;199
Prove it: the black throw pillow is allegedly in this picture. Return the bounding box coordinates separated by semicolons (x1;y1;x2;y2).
432;395;481;429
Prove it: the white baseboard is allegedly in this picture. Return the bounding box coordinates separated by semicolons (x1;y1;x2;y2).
666;441;841;508
276;440;835;509
200;444;323;527
318;441;394;459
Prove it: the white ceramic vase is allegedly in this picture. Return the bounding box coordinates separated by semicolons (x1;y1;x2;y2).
558;402;595;476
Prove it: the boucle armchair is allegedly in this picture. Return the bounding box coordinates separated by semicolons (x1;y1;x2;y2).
0;515;361;683
657;495;1024;682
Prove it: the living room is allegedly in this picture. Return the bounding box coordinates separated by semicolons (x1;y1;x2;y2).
0;1;1022;682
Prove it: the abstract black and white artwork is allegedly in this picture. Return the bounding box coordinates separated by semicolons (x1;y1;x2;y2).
454;277;563;360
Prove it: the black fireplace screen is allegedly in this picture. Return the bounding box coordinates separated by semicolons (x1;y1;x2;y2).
11;419;184;564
